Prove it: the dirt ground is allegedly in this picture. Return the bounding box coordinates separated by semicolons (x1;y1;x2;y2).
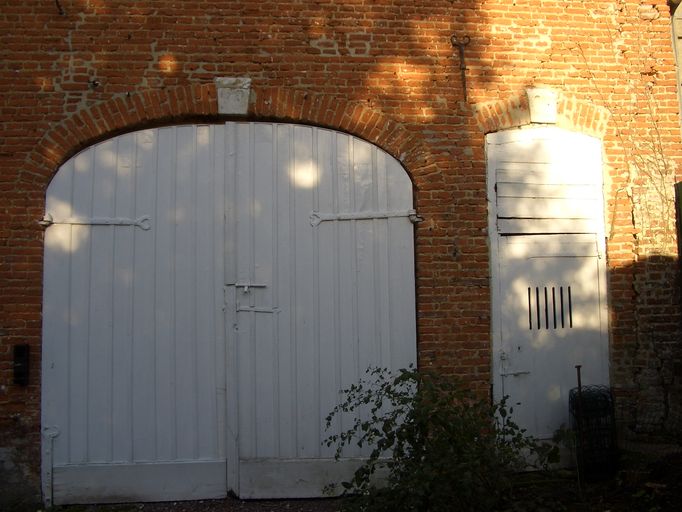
51;498;344;512
2;444;681;512
504;444;682;512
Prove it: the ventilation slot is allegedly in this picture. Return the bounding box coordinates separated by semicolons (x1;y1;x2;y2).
527;286;573;330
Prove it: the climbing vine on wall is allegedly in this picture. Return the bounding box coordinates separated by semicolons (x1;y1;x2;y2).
570;0;681;434
575;0;678;254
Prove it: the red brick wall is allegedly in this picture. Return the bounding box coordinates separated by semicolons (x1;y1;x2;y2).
1;0;681;484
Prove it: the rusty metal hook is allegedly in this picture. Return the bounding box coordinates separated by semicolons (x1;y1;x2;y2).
451;35;471;69
451;35;471;100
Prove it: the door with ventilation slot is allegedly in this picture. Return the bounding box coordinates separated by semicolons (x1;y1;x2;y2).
487;127;609;439
496;234;608;438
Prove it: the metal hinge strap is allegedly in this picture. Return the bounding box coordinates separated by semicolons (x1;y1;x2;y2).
39;213;151;231
309;209;422;226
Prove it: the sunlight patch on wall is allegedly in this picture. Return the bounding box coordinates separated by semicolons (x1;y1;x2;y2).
159;53;178;73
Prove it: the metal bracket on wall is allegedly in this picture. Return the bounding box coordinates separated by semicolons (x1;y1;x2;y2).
451;35;471;101
42;425;61;508
236;305;280;314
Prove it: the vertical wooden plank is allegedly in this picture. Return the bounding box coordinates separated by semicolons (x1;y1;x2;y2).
292;125;317;458
68;148;95;464
42;158;75;466
335;133;360;458
352;138;377;378
253;310;276;457
385;157;417;370
309;127;322;456
351;139;377;460
212;124;227;461
87;139;117;463
224;122;240;490
267;124;281;459
153;127;176;461
314;129;339;457
111;133;135;463
174;125;198;461
275;124;295;458
132;128;160;462
352;139;373;212
487;134;505;403
375;149;391;369
224;122;238;289
253;124;275;311
235;123;255;458
253;124;277;457
234;123;252;286
195;125;219;460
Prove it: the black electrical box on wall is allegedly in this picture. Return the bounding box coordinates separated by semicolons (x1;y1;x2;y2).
13;344;30;386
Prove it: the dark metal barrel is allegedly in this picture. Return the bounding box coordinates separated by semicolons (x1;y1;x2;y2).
569;385;618;480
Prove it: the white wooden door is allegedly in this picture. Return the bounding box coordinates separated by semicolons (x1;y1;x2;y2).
225;123;417;498
487;127;609;439
41;123;417;504
41;126;229;505
495;234;608;438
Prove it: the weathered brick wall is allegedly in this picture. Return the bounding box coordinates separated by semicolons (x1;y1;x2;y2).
1;0;681;486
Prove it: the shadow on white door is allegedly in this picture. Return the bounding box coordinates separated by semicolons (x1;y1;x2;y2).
487;127;609;440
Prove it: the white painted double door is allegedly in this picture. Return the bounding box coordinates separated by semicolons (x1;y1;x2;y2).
42;123;417;504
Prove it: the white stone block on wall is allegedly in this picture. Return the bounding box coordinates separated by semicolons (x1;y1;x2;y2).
215;77;252;115
526;87;558;124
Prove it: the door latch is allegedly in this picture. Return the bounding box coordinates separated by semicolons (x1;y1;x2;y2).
500;371;530;377
227;282;267;293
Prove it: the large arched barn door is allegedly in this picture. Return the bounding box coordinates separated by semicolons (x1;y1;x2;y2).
41;123;417;505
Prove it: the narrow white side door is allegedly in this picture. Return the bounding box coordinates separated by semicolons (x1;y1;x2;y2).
487;127;609;439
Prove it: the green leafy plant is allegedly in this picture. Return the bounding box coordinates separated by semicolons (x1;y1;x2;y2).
324;367;558;512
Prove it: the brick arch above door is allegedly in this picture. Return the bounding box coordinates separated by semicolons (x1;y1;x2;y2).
24;83;434;191
472;89;611;139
